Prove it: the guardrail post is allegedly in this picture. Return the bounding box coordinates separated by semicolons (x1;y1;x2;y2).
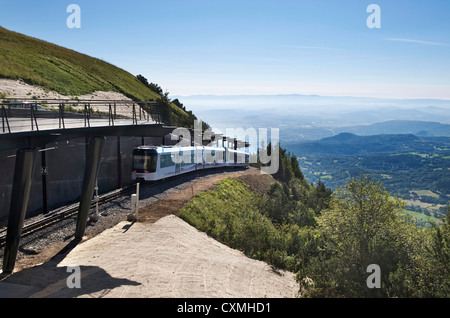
75;136;105;239
1;106;11;133
108;103;114;126
84;103;91;127
135;182;140;218
132;103;137;125
41;146;49;215
31;105;34;131
59;103;65;129
30;103;39;131
2;148;38;274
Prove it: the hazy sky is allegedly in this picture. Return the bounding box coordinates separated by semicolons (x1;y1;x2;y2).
0;0;449;99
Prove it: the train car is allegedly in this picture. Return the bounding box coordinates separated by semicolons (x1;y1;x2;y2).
131;145;249;182
225;148;249;167
132;146;197;182
202;146;226;169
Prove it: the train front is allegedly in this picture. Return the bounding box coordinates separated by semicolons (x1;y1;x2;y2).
132;147;159;182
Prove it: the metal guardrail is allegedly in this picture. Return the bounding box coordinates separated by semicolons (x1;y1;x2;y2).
0;99;162;134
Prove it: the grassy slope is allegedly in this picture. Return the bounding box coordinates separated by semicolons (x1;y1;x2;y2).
0;27;191;124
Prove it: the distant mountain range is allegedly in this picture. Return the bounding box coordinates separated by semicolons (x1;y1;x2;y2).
285;133;450;156
174;94;450;142
333;120;450;137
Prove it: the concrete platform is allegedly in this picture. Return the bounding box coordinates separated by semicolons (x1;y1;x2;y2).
0;215;299;298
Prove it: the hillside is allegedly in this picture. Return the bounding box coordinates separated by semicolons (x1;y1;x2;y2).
0;27;196;127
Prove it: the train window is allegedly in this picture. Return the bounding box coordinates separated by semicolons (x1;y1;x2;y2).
132;150;157;173
160;154;168;168
181;150;195;167
160;154;175;168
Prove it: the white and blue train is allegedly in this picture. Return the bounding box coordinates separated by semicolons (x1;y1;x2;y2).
132;145;250;182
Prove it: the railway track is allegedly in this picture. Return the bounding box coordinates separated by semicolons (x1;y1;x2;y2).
0;180;161;249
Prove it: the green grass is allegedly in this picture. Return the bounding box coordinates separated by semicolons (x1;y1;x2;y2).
179;178;271;244
402;209;439;227
0;27;194;126
0;27;156;99
179;178;303;271
392;152;435;158
412;190;440;198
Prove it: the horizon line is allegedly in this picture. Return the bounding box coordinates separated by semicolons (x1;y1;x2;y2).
170;93;450;102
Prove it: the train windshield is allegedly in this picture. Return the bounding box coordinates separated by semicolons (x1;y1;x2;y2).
133;149;157;173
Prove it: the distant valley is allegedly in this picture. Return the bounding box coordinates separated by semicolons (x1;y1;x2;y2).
287;133;450;225
175;94;450;225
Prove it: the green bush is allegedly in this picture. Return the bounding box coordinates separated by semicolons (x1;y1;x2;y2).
179;178;306;271
180;161;449;297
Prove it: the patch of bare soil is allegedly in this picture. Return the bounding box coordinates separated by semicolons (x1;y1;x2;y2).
236;172;275;194
0;79;135;117
0;79;132;102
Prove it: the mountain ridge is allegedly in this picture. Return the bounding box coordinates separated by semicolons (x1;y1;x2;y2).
286;133;450;156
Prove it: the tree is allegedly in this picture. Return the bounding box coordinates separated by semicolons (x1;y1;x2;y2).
426;209;450;297
136;74;164;95
309;180;332;215
172;98;186;111
134;76;208;129
298;174;429;297
136;74;149;87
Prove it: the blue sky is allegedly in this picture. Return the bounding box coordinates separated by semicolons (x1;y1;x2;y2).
0;0;449;99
